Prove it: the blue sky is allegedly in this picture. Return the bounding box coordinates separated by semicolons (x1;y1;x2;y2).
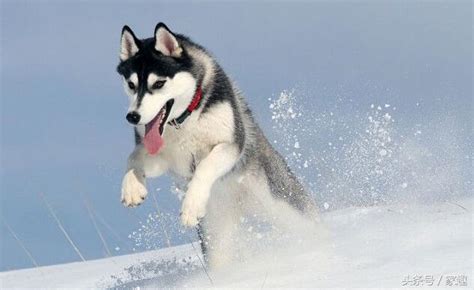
0;1;471;270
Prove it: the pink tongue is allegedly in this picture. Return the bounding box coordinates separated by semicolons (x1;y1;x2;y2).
143;110;164;155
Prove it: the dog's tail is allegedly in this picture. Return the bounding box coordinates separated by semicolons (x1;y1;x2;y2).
257;131;320;221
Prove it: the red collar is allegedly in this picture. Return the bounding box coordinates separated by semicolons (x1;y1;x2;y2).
187;85;202;112
169;85;202;126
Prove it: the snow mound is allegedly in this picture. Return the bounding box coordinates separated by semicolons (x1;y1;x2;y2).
1;198;471;288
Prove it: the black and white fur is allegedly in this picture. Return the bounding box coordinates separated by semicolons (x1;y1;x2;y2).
117;23;320;267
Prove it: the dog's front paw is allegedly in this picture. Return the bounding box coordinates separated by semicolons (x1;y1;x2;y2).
121;169;147;207
180;190;207;227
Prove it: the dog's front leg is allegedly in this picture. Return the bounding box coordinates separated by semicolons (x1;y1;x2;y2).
181;143;239;227
121;144;169;207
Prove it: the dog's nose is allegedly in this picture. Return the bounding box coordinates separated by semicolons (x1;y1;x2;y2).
126;112;141;125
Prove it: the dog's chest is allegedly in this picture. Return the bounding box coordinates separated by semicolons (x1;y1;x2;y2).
161;102;235;178
161;123;213;178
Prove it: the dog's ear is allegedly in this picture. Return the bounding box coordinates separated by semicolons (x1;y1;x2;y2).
120;25;140;61
154;23;182;57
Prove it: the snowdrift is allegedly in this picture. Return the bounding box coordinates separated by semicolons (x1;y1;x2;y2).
1;197;471;288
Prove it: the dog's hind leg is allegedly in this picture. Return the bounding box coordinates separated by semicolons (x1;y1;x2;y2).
196;221;209;262
198;181;242;268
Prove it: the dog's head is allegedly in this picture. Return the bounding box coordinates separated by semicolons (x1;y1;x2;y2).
116;23;197;155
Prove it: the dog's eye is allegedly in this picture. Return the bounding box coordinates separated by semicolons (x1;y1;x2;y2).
152;80;166;90
127;81;136;90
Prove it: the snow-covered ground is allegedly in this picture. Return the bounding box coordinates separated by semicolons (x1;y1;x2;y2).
1;197;471;288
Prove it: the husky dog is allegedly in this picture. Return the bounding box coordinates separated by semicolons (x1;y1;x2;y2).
117;23;319;267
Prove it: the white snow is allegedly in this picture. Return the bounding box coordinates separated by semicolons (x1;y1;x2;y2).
1;198;471;288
